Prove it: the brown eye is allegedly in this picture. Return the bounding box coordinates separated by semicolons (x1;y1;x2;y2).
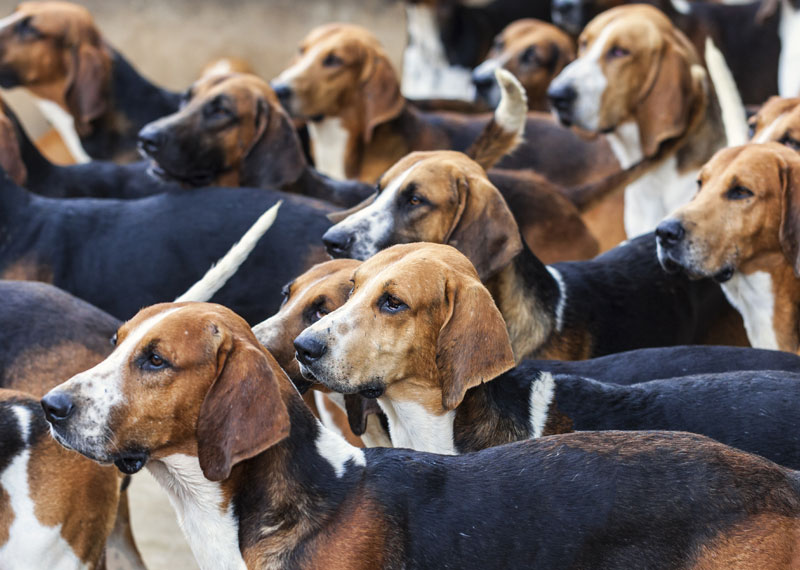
150;354;163;366
322;53;343;67
608;46;629;59
725;185;754;200
379;294;407;314
409;195;422;206
314;308;329;320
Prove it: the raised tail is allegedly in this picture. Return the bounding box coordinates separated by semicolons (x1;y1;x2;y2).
466;69;528;170
704;36;748;146
175;201;282;302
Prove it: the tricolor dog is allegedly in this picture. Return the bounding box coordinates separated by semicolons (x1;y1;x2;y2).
322;151;745;360
657;142;800;353
42;302;800;570
0;1;180;162
548;5;726;237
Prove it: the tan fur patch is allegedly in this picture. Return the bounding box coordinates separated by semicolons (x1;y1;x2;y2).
0;258;54;283
0;485;12;547
5;342;109;397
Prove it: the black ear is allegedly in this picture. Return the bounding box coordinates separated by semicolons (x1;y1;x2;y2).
241;98;306;188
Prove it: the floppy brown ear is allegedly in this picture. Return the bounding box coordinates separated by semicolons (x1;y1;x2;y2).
65;42;110;135
360;53;404;143
197;331;290;481
243;97;306;188
446;173;523;280
327;192;377;223
436;276;515;410
0;112;26;186
778;152;800;277
634;35;697;157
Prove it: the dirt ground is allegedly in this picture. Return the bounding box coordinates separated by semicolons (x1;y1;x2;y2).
0;1;407;568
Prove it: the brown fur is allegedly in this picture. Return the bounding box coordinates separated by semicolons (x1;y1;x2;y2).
481;19;575;112
666;143;800;352
0;257;54;283
0;99;27;185
0;2;112;134
5;342;110;397
0;486;11;547
750;96;800;147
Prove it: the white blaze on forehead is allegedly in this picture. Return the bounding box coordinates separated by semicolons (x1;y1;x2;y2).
274;43;325;86
550;22;620;131
331;161;422;259
0;12;24;32
753;112;788;143
58;307;184;442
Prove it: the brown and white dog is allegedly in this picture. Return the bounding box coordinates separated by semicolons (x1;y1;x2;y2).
251;259;391;448
322;150;744;360
750;96;800;148
657;142;800;353
0;1;180;162
472;19;575;111
548;4;726;238
271;22;620;190
42;301;800;570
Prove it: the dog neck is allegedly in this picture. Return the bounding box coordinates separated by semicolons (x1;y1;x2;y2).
148;389;367;570
377;396;456;455
486;242;560;361
722;256;800;353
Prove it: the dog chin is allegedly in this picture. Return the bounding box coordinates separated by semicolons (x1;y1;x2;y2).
299;362;364;395
49;428;115;466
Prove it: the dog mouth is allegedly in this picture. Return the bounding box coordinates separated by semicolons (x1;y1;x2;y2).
144;159;219;187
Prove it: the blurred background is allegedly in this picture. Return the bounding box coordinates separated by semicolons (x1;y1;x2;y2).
0;0;407;137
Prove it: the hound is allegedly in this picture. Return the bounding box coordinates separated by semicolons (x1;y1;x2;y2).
322;150;745;360
657;142;800;353
271;23;619;190
42;302;800;570
472;19;575;111
749;96;800;147
0;1;180;162
548;5;726;237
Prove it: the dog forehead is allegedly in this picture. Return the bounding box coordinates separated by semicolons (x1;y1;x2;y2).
582;6;664;50
355;243;478;287
303;23;379;53
18;1;95;35
703;145;785;190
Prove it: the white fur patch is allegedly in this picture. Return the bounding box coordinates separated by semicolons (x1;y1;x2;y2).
549;23;617;131
35;99;91;164
0;406;87;570
779;0;800;97
314;424;366;477
721;271;779;350
274;44;324;87
329;161;420;260
147;454;246;570
546;267;567;333
307;117;349;181
671;0;691;15
606;120;644;170
704;38;747;146
314;391;345;438
494;69;527;135
377;398;456;454
401;4;476;100
528;372;556;438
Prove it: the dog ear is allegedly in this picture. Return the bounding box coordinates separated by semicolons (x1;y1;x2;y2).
0;109;27;186
445;172;523;281
634;33;698;158
64;42;110;136
327;192;377;223
436;275;515;410
360;53;404;143
778;151;800;277
196;329;290;481
242;96;306;188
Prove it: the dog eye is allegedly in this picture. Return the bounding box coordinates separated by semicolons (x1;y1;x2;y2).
203;97;233;120
725;185;754;200
520;46;537;65
607;46;629;59
142;352;168;371
379;294;408;314
747;121;757;139
780;134;800;151
408;194;424;206
322;53;343;67
110;333;118;346
15;17;41;40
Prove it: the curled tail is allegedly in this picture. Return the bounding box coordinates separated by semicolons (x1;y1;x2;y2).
466;69;528;170
176;201;282;302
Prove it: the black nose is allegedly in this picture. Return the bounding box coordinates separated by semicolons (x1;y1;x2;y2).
294;333;327;365
655;219;686;246
137;124;163;157
472;70;494;89
41;392;75;423
271;82;292;104
547;83;577;115
322;227;354;258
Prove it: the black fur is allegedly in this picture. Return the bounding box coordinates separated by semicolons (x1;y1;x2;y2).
0;171;333;323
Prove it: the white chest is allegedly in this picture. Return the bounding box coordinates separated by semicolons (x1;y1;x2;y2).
35;99;91;164
307;117;349;181
147;454;246;570
378;398;456;454
721;271;780;350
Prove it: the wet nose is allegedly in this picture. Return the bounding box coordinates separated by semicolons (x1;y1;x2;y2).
655;218;686;246
137;124;164;157
294;333;327;365
41;391;75;423
547;83;577;115
322;227;354;258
